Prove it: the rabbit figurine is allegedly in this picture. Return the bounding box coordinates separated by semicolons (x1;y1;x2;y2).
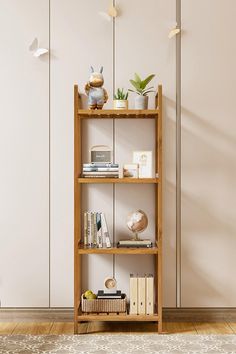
85;66;108;109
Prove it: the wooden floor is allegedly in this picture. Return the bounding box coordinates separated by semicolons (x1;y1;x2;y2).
1;322;236;335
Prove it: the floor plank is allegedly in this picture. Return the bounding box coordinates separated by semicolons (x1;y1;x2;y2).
13;322;53;335
228;322;236;334
50;322;74;335
163;322;197;334
194;322;233;334
0;322;17;335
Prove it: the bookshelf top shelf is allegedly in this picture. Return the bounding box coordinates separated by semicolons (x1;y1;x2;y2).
77;109;159;119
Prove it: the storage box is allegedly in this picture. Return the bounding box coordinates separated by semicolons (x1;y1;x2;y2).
81;294;127;313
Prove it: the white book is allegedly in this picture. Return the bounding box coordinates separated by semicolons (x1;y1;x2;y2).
129;274;138;315
101;213;111;248
146;275;154;315
87;212;92;246
138;277;146;315
83;212;88;245
96;213;103;248
92;212;97;246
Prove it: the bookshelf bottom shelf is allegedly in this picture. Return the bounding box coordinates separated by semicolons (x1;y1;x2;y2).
77;312;159;322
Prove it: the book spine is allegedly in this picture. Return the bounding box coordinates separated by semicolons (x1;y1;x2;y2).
87;212;91;246
92;212;97;246
83;212;88;245
137;277;146;315
96;213;103;248
101;213;111;248
129;274;138;315
146;275;154;315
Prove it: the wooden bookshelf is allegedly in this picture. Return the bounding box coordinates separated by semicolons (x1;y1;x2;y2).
74;84;163;333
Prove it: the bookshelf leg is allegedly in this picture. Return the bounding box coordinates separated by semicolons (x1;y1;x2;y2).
158;320;162;333
74;321;78;334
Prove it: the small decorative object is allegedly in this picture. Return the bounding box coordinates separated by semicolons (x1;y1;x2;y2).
123;163;139;178
90;145;112;164
133;151;152;178
99;3;118;22
104;276;117;294
129;73;155;109
126;210;148;241
84;290;97;300
29;37;48;58
85;66;108;109
113;88;129;109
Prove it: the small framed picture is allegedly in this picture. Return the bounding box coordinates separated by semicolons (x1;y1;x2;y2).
133;151;152;178
123;164;139;178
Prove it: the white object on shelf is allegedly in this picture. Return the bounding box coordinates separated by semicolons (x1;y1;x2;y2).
146;275;154;315
137;276;146;315
133;151;152;178
130;274;138;315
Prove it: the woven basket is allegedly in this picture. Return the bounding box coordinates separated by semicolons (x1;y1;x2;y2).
81;294;127;313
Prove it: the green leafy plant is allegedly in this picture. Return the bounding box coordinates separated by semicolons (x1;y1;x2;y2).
114;88;128;100
129;73;155;96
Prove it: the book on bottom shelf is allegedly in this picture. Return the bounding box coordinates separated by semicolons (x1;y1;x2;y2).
146;275;154;315
137;276;146;315
129;274;138;315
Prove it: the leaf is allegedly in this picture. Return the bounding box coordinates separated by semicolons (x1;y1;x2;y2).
142;86;154;94
143;90;155;96
141;74;155;89
130;79;141;91
134;73;141;83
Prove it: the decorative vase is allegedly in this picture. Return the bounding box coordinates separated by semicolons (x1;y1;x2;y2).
113;99;128;110
134;95;148;109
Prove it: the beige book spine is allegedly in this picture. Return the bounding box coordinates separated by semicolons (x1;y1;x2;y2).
138;276;146;315
129;275;138;315
146;275;154;315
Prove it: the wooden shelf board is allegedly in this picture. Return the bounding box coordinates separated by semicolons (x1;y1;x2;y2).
78;244;158;255
77;109;159;118
78;177;159;184
77;313;159;322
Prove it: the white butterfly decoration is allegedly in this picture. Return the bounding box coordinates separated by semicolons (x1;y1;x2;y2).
168;25;181;39
99;4;118;22
29;38;48;57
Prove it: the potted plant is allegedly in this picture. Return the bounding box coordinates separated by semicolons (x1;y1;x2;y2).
113;88;129;109
129;73;155;109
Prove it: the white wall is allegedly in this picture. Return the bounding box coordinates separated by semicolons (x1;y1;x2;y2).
0;0;49;306
181;0;236;306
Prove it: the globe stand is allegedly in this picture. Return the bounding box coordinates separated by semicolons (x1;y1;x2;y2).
132;232;143;241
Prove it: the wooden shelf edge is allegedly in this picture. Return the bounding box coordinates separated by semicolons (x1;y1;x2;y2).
77;313;159;322
78;246;159;255
77;109;159;118
77;177;159;184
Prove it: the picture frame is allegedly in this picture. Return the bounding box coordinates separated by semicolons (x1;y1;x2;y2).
133;151;152;178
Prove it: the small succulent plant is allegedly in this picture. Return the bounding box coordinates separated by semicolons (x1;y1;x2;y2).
114;88;129;100
129;73;155;96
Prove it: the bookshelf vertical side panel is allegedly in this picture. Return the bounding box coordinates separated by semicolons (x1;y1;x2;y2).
74;85;82;333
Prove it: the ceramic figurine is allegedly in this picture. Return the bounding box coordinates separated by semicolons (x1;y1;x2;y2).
85;66;108;109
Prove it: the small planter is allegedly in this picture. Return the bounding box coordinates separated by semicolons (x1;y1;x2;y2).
113;99;128;110
134;95;148;109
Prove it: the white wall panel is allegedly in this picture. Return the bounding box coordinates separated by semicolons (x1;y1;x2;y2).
115;0;176;306
181;0;236;306
50;0;113;306
0;0;49;306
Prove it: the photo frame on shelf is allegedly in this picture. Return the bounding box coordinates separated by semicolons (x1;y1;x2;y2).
123;163;139;178
133;151;152;178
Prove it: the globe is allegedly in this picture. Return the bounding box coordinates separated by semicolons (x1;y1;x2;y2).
126;210;148;240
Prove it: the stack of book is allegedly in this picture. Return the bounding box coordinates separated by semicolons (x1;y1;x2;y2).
83;212;111;248
97;290;124;299
117;239;152;248
82;163;119;178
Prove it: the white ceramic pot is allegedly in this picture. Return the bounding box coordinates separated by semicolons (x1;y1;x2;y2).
134;95;148;109
113;99;128;110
